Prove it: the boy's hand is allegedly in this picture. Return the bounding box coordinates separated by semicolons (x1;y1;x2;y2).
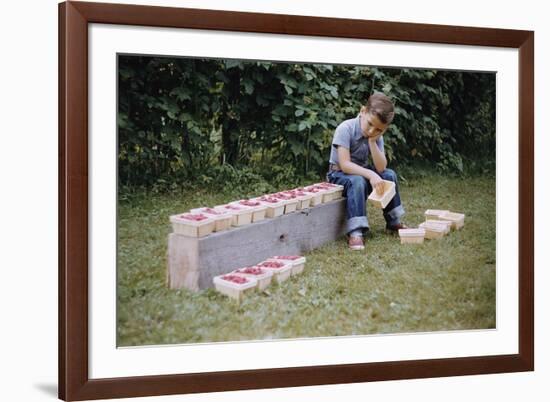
369;174;385;195
367;133;383;143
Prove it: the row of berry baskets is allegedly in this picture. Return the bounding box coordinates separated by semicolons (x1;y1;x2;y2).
169;182;344;238
213;255;306;302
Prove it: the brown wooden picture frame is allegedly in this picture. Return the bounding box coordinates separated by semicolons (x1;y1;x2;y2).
59;1;534;400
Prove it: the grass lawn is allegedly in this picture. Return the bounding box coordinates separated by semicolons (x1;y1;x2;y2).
117;172;496;346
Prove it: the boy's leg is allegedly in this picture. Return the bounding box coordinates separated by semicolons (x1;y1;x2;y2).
327;171;369;235
365;167;406;227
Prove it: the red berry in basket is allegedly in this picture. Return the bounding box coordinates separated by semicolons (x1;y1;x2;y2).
258;261;285;269
239;199;261;207
258;196;279;203
221;274;249;284
273;255;300;260
203;207;222;215
180;213;208;221
279;192;297;199
236;266;264;275
288;190;306;196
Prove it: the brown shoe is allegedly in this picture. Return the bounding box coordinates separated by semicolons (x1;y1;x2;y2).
348;236;365;250
386;223;409;234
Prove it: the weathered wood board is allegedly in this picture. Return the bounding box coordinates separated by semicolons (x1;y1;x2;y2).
167;199;347;290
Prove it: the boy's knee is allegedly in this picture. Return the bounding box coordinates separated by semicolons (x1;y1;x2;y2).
380;168;397;182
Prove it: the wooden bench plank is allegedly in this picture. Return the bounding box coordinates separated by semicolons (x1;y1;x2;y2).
167;198;347;290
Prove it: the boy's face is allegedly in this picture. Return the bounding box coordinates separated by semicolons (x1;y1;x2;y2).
360;110;389;139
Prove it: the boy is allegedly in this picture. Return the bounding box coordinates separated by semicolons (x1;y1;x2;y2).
327;92;406;251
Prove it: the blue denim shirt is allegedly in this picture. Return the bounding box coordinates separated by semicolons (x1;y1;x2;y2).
328;116;384;169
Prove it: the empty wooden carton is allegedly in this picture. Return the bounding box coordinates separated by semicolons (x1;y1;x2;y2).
253;196;286;218
398;228;426;244
283;190;312;210
214;203;253;227
300;186;325;206
169;213;215;238
230;199;268;222
256;259;293;283
419;222;447;239
213;274;258;302
270;255;306;275
189;207;233;232
232;266;273;291
424;209;449;220
439;211;465;229
424;219;452;234
367;180;396;209
271;192;300;214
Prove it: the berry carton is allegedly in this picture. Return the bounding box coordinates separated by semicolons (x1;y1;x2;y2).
424;219;452;234
438;211;465;230
398;228;426;244
169;213;216;238
252;196;286;218
299;186;324;206
189;207;233;232
214;203;253;227
256;259;293;283
270;255;306;275
424;209;449;220
419;221;447;239
213;274;258;302
314;182;344;201
282;190;313;210
270;192;300;214
309;185;333;203
230;199;268;222
231;266;273;291
367;180;396;209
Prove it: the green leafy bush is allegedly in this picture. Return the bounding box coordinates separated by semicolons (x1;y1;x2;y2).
118;56;495;190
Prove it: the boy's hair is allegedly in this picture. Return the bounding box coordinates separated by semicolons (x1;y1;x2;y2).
365;92;395;124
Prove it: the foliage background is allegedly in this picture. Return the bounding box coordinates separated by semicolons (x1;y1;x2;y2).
118;56;496;191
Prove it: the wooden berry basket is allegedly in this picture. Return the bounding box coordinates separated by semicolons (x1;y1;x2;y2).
256;260;293;283
398;228;426;244
214;203;253;227
270;192;300;214
270;255;306;275
419;222;447;239
231;266;273;291
424;219;452;234
189;207;233;232
439;211;465;229
283;190;313;210
213;274;258;302
311;185;333;203
424;209;450;220
300;186;324;206
253;196;286;218
314;182;344;202
169;213;216;238
231;199;268;222
367;180;396;209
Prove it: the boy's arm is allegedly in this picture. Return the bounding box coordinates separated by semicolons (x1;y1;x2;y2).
368;135;387;173
337;146;384;194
